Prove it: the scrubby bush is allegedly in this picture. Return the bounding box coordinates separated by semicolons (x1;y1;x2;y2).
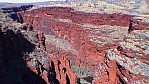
99;6;105;11
145;46;149;50
71;65;90;76
78;3;84;6
135;53;142;57
139;32;149;40
90;61;96;66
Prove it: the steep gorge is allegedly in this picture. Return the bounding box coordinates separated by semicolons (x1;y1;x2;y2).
1;6;149;84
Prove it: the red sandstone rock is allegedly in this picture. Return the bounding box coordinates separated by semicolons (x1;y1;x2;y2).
6;6;148;84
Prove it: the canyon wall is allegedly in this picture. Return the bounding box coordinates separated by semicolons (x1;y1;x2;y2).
20;7;149;84
1;6;149;84
0;9;76;84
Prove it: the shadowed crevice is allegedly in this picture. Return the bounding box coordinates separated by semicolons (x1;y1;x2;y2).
0;29;46;84
48;60;60;84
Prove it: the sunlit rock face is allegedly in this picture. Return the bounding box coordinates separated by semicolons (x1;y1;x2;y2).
106;30;149;83
1;4;149;84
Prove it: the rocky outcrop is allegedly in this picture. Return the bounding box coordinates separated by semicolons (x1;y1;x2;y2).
21;7;149;33
1;5;149;84
105;30;149;83
0;17;46;84
19;6;149;84
0;11;76;84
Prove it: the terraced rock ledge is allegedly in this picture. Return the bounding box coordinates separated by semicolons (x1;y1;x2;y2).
0;4;149;84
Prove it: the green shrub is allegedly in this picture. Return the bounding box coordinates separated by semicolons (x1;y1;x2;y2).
90;61;96;66
135;53;142;57
71;65;90;76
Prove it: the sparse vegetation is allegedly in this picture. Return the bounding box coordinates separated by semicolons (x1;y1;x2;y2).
90;61;96;66
135;53;143;57
71;65;90;76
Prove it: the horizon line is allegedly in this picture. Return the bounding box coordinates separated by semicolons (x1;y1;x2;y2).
0;0;68;3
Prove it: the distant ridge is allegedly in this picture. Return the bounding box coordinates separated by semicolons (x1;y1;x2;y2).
0;0;69;4
0;2;12;4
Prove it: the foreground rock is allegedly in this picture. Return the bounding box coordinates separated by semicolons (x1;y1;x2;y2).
0;11;76;84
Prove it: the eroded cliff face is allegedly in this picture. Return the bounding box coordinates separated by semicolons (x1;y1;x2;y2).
18;6;149;84
0;9;76;84
1;5;149;84
0;13;46;84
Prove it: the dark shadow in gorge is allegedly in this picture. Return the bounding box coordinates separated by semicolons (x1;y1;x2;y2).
48;60;60;84
66;73;70;84
0;29;46;84
8;13;23;23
